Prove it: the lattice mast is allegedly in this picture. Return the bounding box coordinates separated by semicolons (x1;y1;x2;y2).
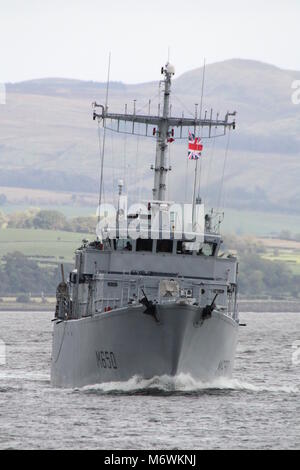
93;63;236;202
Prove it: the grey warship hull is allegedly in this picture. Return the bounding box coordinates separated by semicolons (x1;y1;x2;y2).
51;62;239;389
51;303;238;388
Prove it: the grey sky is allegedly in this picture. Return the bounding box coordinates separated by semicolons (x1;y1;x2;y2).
1;0;299;83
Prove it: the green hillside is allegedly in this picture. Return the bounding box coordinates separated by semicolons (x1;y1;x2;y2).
0;228;88;263
1;59;300;216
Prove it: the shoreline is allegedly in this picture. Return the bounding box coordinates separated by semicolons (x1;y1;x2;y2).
0;302;55;312
239;300;300;313
1;300;300;313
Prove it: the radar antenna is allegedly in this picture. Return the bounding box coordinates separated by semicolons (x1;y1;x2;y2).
93;63;236;202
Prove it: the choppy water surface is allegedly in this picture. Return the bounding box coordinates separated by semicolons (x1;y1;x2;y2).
0;311;299;449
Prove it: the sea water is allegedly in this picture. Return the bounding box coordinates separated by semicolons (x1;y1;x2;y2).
0;311;299;449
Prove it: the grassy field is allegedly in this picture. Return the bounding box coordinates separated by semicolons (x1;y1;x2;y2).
1;207;300;242
259;238;300;274
1;210;300;275
222;209;300;237
3;203;300;237
0;186;98;209
0;228;91;263
0;202;97;217
262;251;300;274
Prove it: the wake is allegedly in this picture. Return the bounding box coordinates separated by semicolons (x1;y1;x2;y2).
77;373;299;396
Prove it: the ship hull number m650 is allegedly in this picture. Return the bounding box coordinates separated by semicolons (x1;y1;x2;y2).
96;351;118;369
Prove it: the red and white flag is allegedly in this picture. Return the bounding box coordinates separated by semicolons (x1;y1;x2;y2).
188;132;203;160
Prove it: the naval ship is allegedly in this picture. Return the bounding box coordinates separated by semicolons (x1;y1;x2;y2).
51;63;239;388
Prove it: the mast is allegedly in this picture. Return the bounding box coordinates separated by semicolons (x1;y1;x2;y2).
152;63;174;201
192;60;206;228
92;63;236;204
192;159;199;228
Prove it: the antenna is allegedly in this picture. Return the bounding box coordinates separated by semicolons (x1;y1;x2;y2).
199;59;206;127
196;58;206;201
97;52;111;223
92;61;236;203
192;59;206;228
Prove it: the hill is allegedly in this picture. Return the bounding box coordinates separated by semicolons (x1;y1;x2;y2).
1;59;300;213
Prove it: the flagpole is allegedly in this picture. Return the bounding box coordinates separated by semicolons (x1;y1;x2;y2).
196;59;206;201
192;58;206;232
192;158;198;230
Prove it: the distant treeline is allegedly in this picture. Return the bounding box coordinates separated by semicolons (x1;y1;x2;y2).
1;209;96;233
0;252;71;296
4;208;300;241
0;237;300;298
223;235;300;299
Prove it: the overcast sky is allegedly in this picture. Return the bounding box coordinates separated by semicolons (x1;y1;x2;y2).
1;0;299;83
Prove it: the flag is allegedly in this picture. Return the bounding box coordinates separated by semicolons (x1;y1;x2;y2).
188;132;203;160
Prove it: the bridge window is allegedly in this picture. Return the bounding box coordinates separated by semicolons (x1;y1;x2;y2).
136;238;153;252
156;239;173;253
176;241;192;255
198;242;217;257
115;239;133;251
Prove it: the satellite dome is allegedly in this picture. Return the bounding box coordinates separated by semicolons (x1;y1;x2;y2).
165;63;175;75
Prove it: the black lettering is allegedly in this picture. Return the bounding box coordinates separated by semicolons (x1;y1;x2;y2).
100;351;106;368
96;350;118;370
95;351;101;368
110;352;118;369
105;351;112;368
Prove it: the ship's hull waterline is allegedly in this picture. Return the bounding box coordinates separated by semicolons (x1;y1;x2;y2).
51;304;239;388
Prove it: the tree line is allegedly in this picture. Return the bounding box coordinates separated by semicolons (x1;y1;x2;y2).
0;211;299;298
0;247;299;299
0;252;68;296
0;209;96;233
223;235;300;298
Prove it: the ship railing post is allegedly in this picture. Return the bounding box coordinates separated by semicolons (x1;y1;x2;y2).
101;279;104;313
158;279;161;304
128;282;131;304
137;278;140;304
198;283;204;307
233;284;238;322
227;286;232;318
